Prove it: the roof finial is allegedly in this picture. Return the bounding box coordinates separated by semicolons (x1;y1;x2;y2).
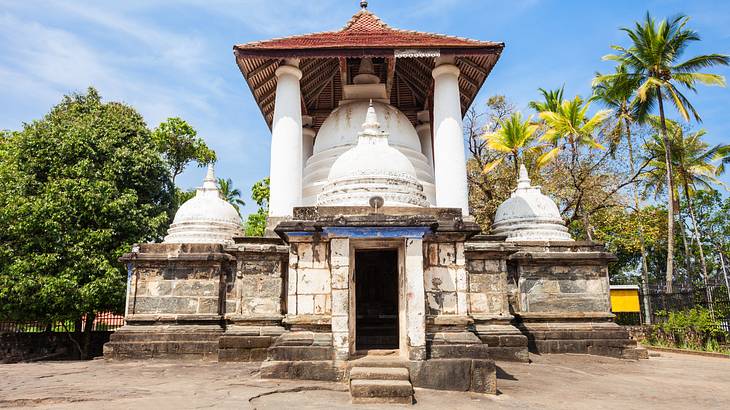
360;0;368;10
516;163;531;190
202;162;217;190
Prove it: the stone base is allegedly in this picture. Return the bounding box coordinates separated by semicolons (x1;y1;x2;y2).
260;360;343;381
474;323;530;362
515;312;644;359
103;324;223;360
217;325;284;362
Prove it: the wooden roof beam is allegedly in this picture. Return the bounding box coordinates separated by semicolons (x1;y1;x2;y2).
385;57;396;99
247;59;279;79
458;57;488;75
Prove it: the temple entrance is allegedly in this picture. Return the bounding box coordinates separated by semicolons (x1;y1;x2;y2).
354;249;399;351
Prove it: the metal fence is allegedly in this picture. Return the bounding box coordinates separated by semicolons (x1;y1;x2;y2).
627;285;730;330
0;312;125;333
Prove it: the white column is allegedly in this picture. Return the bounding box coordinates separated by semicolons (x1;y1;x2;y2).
416;122;433;170
269;61;303;217
432;61;469;215
405;238;426;360
302;126;315;170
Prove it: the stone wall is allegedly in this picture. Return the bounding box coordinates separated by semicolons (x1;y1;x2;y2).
422;241;467;316
225;241;288;318
511;247;612;314
124;243;233;318
288;240;332;316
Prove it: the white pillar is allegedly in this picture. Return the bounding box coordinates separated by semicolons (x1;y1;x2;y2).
416;122;433;170
432;61;469;215
269;61;303;217
405;238;426;360
302;126;315;170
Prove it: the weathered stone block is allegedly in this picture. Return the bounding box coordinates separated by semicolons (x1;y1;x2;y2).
297;295;314;314
466;259;484;273
425;266;456;292
268;346;333;361
426;291;457;315
331;265;349;289
297;268;331;294
198;297;219;314
219;336;272;349
470;359;497;394
260;360;340;381
429;344;491;359
313;294;328;314
438;243;455;266
331;289;348;315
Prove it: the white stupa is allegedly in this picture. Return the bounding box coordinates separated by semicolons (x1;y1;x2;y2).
492;164;573;242
317;101;430;207
164;164;243;244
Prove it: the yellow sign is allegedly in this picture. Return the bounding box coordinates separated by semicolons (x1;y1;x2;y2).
610;287;641;313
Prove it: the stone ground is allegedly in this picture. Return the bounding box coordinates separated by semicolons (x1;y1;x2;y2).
1;353;728;409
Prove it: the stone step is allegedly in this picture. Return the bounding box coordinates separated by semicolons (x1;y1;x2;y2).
349;367;410;381
109;332;222;343
350;379;413;405
346;357;409;370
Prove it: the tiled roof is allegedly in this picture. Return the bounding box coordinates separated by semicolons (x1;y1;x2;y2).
235;10;501;51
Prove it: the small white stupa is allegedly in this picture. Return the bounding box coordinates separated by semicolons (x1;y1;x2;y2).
164;164;243;244
492;164;573;242
317;101;430;207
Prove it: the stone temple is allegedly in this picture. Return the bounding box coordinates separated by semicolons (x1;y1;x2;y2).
104;3;644;403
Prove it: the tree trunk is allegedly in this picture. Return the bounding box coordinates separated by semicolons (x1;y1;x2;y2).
679;214;693;281
657;89;676;293
625;121;652;324
81;312;96;360
683;182;714;319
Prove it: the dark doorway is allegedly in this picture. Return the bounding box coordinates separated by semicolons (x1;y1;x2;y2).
355;249;399;350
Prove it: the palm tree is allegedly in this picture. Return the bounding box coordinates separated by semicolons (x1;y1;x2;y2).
592;66;653;323
481;112;555;177
643;120;729;313
529;86;565;113
217;177;245;215
598;13;729;292
538;96;612;159
538;96;612;238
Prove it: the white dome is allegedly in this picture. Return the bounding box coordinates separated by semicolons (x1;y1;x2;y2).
492;165;572;242
164;165;243;244
303;100;435;206
314;101;421;153
317;102;429;207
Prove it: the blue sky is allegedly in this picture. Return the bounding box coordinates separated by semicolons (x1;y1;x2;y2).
1;0;728;215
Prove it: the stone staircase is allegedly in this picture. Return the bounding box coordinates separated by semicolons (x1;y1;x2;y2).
348;357;414;405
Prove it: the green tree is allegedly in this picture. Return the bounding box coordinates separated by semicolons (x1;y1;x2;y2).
481;112;555;177
528;86;565;113
537;96;612;238
0;88;172;357
643;120;729;310
217;177;246;216
598;13;729;292
152;117;216;186
245;177;270;237
592;66;653;322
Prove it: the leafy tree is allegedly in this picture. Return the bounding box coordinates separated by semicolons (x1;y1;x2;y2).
643;119;729;309
599;13;729;292
465;96;519;232
152;117;216;185
592;66;653;322
245;177;270;237
217;177;246;216
528;86;565;113
481;112;555;177
0;88;172;357
537;95;612;238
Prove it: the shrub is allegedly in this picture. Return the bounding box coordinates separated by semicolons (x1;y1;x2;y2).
647;307;728;352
